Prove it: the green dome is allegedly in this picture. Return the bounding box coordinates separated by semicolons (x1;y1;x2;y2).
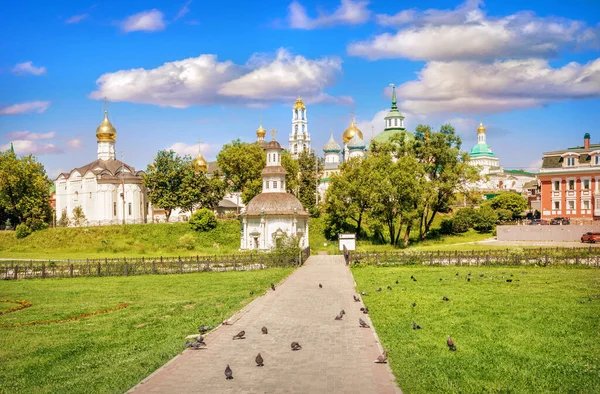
347;134;365;150
323;132;341;153
372;130;414;144
470;142;496;157
584;133;591;139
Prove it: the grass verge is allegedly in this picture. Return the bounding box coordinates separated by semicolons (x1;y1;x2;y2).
352;265;600;393
0;267;293;393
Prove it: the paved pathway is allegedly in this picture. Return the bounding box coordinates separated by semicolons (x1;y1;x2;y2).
130;255;401;394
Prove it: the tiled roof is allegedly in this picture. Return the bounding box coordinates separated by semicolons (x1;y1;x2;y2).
245;192;309;216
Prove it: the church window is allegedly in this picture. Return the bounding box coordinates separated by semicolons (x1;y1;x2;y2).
128;203;132;215
394;119;397;126
595;156;599;165
273;181;278;189
553;181;560;191
583;200;590;210
89;192;92;199
295;124;298;133
568;180;575;191
294;145;298;154
113;202;117;216
568;200;575;210
74;191;78;201
554;201;560;210
584;179;590;190
266;181;269;189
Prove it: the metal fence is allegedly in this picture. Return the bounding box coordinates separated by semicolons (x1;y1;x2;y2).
1;248;311;280
348;247;600;267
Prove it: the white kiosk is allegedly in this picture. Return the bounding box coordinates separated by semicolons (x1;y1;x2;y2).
338;233;356;251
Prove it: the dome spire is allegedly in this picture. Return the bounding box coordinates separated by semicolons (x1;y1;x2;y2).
96;98;117;160
194;138;208;172
390;83;397;110
256;114;267;141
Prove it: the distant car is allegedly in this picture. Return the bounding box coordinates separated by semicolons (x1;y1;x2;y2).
530;219;544;225
550;217;570;225
581;232;600;243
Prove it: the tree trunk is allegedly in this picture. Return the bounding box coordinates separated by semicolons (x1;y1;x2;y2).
165;209;172;222
404;222;413;247
422;208;438;239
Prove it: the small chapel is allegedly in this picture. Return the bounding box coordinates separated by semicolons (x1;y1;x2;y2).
240;132;310;251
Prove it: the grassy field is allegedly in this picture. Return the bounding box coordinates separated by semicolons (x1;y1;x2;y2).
352;265;600;393
0;267;293;393
0;220;241;259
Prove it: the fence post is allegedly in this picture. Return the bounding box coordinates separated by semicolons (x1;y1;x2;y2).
179;256;183;274
14;265;18;280
97;262;101;276
69;264;74;277
124;257;129;276
152;260;156;274
42;262;46;279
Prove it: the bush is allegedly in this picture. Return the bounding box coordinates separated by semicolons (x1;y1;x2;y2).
452;216;471;233
58;209;70;227
189;208;217;232
455;207;477;227
15;224;32;239
72;206;86;227
177;234;196;250
440;218;454;235
486;192;528;219
496;208;514;223
473;206;498;233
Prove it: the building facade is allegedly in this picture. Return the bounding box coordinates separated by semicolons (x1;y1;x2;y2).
539;133;600;220
55;108;148;226
289;97;311;158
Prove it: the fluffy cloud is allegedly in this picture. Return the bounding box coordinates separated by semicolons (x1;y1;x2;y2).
90;49;348;108
0;101;51;115
168;142;216;160
121;9;166;33
0;140;62;155
66;138;84;149
12;61;46;76
394;58;600;115
66;14;88;24
349;1;599;61
6;131;55;140
288;0;370;29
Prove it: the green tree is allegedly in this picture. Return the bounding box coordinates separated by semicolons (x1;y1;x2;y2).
58;208;70;227
484;192;528;219
473;206;498;233
189;208;217;232
217;140;265;204
72;205;86;226
143;150;188;221
179;165;226;215
281;150;300;195
0;150;52;231
296;149;323;215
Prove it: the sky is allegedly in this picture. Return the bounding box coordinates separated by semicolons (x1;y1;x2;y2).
0;0;599;178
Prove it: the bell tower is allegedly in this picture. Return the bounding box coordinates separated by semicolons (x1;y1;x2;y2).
289;96;310;159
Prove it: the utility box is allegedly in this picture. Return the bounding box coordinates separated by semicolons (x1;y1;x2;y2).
338;233;356;251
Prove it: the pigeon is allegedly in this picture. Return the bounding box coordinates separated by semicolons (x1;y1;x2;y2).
319;283;323;288
271;283;275;291
262;326;268;334
447;336;456;351
363;307;369;314
190;340;205;349
411;275;417;281
413;322;421;330
360;307;365;312
225;365;233;379
353;295;360;302
359;318;370;328
443;296;450;302
467;278;471;282
480;274;484;277
387;286;392;290
291;342;302;351
395;280;399;284
506;279;513;283
440;278;443;281
376;287;382;292
232;330;246;340
341;309;346;315
199;325;213;334
334;312;344;320
195;335;206;345
412;302;417;307
250;290;254;295
255;353;264;367
374;350;388;363
185;339;192;348
361;291;368;296
456;272;459;276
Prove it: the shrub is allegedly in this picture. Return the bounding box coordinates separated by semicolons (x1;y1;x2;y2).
452;216;471;233
486;192;528;219
473;206;498;233
177;234;196;250
72;206;86;227
189;208;217;232
496;208;514;223
440;218;454;235
58;209;70;227
15;224;32;239
455;207;477;227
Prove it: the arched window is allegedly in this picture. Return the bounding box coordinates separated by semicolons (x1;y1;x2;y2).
74;191;78;201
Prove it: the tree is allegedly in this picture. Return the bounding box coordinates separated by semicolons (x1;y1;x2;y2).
143;150;188;221
281;150;299;195
72;205;86;226
179;165;226;215
296;149;323;215
473;206;498;233
189;208;217;232
484;192;528;219
0;150;52;232
217;140;265;204
58;209;70;227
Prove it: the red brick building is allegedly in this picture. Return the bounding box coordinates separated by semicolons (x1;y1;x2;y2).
539;133;599;220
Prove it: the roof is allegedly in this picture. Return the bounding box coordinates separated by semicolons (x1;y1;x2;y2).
218;199;241;208
207;161;219;174
264;140;282;150
347;134;366;150
57;159;144;181
372;130;414;144
245;192;309;216
503;169;536;176
541;153;591;169
323;133;341;153
262;166;287;176
523;180;538;188
470;142;496;157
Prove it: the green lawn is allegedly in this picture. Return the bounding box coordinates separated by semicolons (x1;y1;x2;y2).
352;265;600;393
0;220;241;259
0;268;293;393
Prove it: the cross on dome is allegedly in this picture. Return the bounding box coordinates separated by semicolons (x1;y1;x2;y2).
270;128;278;141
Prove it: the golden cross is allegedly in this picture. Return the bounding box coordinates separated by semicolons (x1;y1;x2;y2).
389;83;395;88
197;138;202;155
270;128;277;141
103;97;110;113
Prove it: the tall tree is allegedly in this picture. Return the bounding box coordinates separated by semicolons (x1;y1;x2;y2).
143;150;188;221
216;140;265;204
179;166;227;214
296;149;323;215
0;150;52;231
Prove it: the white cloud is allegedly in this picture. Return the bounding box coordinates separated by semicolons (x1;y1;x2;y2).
0;140;62;155
6;131;55;140
288;0;370;29
442;117;479;139
121;9;166;33
66;14;88;24
349;1;599;61
66;138;84;149
174;0;192;20
90;49;349;108
0;101;51;115
394;58;600;115
12;61;46;76
168;142;216;160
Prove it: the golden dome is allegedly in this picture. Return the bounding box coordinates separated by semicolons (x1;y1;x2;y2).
96;110;117;142
342;119;363;143
477;122;486;134
256;123;266;138
195;153;208;172
293;96;306;110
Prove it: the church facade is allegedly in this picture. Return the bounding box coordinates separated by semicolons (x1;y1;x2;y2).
55;107;148;226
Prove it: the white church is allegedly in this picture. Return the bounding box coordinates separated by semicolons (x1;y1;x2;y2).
54;107;149;226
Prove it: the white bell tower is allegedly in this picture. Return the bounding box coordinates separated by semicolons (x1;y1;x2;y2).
289;96;311;159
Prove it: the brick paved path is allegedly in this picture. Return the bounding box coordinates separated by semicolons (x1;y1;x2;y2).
130;255;401;394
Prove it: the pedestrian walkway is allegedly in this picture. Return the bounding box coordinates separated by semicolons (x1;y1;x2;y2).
129;255;401;394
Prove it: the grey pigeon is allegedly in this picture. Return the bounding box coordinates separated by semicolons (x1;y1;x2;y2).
262;326;268;334
255;353;264;366
185;339;192;348
359;318;370;328
250;290;254;295
376;287;382;292
361;291;368;296
360;307;365;312
443;296;450;301
363;307;369;314
506;279;513;283
271;283;275;291
412;322;421;330
199;325;213;334
374;350;388;363
232;330;246;340
447;336;456;351
395;280;399;284
291;342;302;351
412;302;417;307
334;312;344;320
319;283;323;288
467;278;471;282
225;365;233;379
387;285;392;290
353;295;360;302
411;275;417;281
341;309;346;315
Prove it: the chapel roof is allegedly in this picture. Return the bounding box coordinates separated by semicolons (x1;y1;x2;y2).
57;159;143;181
245;192;309;216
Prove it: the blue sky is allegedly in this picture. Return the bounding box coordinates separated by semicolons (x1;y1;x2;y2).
1;0;599;177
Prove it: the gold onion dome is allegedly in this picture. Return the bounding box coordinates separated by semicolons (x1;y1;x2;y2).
96;110;117;142
477;122;486;134
342;119;363;143
256;123;267;138
195;153;208;172
293;96;306;110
